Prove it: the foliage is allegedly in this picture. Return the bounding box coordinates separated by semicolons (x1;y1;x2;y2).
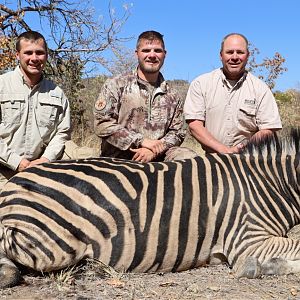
0;36;16;73
74;75;108;146
248;44;287;90
276;89;300;129
274;90;294;103
0;14;16;73
168;79;189;101
48;56;86;130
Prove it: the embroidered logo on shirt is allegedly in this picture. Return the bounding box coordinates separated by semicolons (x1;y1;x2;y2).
95;98;107;111
244;99;256;105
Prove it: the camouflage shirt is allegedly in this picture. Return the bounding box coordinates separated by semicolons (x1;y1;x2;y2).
93;71;186;159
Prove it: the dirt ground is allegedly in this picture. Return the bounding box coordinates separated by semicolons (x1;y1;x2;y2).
0;261;299;300
0;224;300;300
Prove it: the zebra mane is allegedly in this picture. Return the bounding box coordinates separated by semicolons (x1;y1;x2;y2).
242;127;300;156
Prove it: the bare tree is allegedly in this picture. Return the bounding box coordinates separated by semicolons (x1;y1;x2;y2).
0;0;131;75
98;44;137;76
248;44;287;90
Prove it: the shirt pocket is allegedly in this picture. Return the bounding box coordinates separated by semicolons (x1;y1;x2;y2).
237;104;257;131
37;93;63;128
0;93;25;125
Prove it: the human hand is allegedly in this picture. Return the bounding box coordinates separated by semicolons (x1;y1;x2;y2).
227;143;246;154
17;158;31;172
141;138;165;156
130;148;156;163
28;157;50;168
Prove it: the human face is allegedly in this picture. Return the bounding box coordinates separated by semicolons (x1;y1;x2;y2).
135;39;166;79
16;38;47;85
220;35;249;80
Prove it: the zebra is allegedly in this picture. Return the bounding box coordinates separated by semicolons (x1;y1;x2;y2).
1;129;300;288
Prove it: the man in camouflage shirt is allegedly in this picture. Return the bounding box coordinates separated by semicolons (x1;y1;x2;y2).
94;30;197;162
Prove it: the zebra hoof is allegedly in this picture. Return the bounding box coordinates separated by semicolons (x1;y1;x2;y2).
236;257;261;279
0;260;21;288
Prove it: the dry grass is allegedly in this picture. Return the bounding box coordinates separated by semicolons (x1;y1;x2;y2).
277;90;300;128
1;262;300;299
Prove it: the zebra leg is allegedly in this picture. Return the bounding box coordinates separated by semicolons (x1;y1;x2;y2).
235;257;261;278
261;257;300;276
235;257;300;278
0;251;20;288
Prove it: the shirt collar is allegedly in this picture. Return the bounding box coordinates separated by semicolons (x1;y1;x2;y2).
134;68;168;93
220;68;248;89
15;65;44;89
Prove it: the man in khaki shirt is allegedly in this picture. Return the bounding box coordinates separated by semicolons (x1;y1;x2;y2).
0;31;71;190
184;33;282;153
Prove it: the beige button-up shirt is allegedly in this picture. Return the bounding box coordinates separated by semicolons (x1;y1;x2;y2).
184;68;282;147
0;67;71;170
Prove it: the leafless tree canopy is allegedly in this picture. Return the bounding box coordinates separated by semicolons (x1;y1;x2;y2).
0;0;132;75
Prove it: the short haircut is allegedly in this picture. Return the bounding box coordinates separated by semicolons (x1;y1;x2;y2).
220;33;249;53
136;30;165;50
16;31;47;52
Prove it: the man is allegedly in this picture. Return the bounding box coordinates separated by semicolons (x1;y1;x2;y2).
184;33;282;153
0;31;71;189
94;30;197;162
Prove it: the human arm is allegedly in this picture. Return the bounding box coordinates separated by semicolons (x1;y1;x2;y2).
236;80;282;148
41;93;71;161
183;75;238;153
28;157;50;168
138;138;166;156
187;119;241;154
184;76;240;154
158;96;186;153
93;78;144;152
0;139;23;171
16;157;49;171
137;94;185;158
255;85;282;134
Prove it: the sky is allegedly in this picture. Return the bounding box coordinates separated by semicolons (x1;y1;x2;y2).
92;0;300;92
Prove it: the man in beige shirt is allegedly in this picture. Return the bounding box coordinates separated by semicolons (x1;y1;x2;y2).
184;33;282;153
0;31;71;189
